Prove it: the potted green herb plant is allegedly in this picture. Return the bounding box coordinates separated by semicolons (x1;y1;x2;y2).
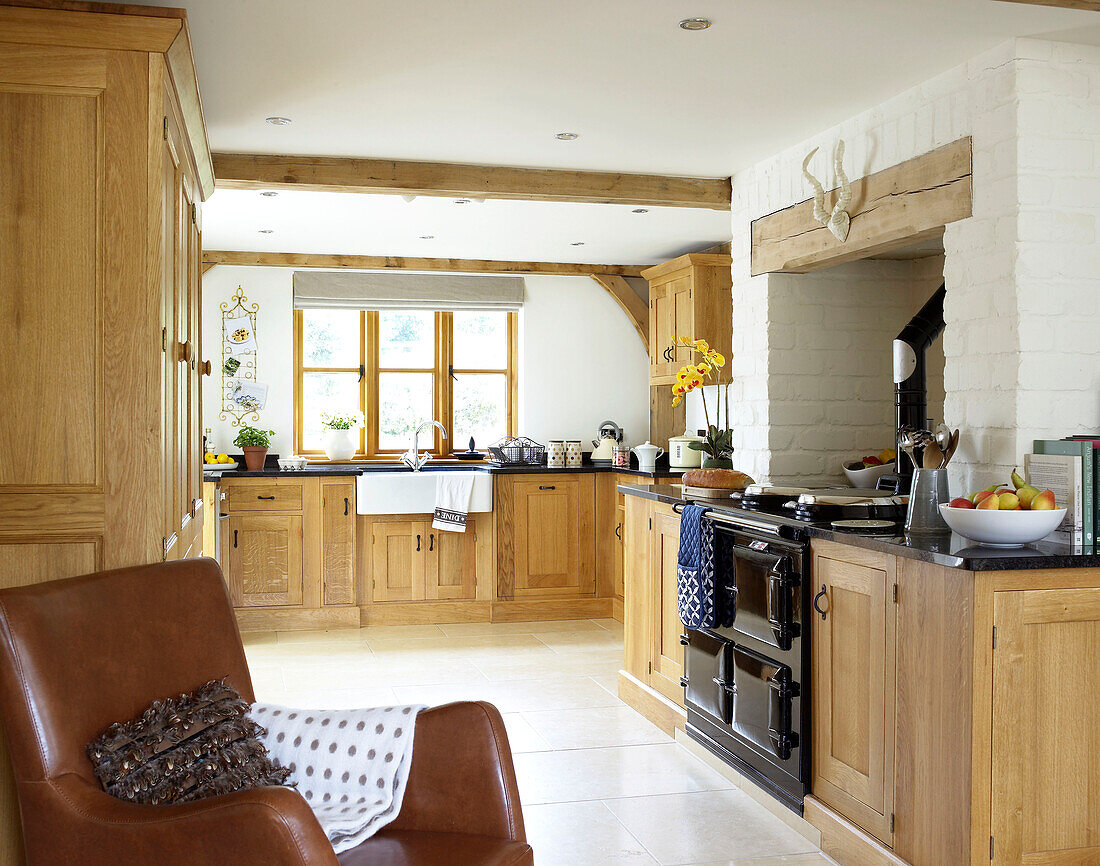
233;425;276;471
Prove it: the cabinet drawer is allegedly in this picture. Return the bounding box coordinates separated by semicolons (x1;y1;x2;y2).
226;482;304;512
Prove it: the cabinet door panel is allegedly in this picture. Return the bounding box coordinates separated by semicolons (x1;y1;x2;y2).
671;277;694;364
371;521;425;603
425;526;476;600
649;283;674;380
811;551;896;846
991;588;1100;865
511;476;594;598
321;480;356;606
614;503;625;601
227;514;304;607
650;509;684;704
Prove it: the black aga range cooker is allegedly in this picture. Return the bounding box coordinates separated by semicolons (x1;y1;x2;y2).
678;506;811;813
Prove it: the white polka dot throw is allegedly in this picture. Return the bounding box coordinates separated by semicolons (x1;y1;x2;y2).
252;702;427;853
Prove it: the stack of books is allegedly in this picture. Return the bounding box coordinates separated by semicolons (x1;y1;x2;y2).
1026;437;1099;547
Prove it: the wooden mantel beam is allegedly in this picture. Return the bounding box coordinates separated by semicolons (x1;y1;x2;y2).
993;0;1100;10
212;153;731;210
202;250;650;278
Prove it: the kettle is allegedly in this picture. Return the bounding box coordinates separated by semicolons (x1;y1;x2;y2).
590;420;623;463
631;441;665;473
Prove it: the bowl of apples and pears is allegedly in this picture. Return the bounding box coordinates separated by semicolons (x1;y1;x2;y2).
939;469;1066;548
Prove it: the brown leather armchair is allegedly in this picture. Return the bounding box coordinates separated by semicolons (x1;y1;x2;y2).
0;558;533;866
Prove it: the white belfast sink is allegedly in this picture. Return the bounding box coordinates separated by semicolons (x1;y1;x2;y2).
355;470;494;515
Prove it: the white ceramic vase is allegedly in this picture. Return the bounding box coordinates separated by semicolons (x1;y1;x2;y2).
323;428;356;461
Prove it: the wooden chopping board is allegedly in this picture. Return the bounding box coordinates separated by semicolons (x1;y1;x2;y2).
682;484;742;500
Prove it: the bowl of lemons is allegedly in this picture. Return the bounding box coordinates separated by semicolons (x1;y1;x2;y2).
203;452;238;471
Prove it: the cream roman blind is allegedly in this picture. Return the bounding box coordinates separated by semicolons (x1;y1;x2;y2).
292;271;525;311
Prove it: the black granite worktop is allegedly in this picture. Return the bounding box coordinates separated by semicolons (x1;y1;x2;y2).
619;483;1100;572
206;463;683;481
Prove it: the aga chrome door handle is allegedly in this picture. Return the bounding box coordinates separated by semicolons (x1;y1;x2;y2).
813;584;828;620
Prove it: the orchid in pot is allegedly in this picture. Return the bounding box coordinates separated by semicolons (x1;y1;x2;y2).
320;410;364;462
670;337;734;469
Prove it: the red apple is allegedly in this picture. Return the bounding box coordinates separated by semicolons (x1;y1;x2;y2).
949;497;976;509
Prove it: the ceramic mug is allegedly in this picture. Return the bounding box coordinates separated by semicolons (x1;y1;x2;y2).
565;440;583;468
547;440;565;468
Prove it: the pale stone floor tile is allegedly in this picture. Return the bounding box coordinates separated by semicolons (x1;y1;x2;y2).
499;712;554;754
513;743;735;805
522;801;658;866
439;618;607;636
521;705;671;750
249;618;823;864
604;789;818;865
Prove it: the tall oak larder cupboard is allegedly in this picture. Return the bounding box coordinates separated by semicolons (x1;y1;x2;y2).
0;3;213;862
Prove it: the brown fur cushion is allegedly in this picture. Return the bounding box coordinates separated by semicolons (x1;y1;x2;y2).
86;678;290;806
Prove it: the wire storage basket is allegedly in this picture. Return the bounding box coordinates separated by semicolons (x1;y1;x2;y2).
488;436;546;466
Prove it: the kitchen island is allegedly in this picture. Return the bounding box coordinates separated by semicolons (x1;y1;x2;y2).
618;482;1100;866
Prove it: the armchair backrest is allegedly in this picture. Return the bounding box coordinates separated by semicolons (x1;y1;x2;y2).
0;558;253;786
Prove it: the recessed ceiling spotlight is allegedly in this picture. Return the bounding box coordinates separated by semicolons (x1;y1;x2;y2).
679;17;711;30
570;242;585;246
555;132;579;141
454;198;472;205
419;235;434;240
258;229;274;234
260;191;279;197
632;208;649;214
401;194;417;203
265;116;292;125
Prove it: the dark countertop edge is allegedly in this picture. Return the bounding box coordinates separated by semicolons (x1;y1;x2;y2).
617;483;1100;572
206;465;685;481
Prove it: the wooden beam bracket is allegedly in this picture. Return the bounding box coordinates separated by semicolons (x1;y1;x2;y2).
590;275;649;351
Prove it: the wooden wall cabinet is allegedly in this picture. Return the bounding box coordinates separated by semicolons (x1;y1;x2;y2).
218;477;358;631
641;254;732;447
496;474;595;600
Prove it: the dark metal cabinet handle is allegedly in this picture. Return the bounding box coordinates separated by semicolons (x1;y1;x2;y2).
813;584;828;620
416;534;421;552
614;523;622;540
539;485;555;490
344;497;349;516
233;530;238;548
257;495;275;500
429;533;434;551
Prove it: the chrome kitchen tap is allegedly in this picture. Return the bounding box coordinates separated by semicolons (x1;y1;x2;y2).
401;420;448;471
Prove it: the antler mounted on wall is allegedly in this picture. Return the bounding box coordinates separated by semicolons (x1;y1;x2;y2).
801;140;853;242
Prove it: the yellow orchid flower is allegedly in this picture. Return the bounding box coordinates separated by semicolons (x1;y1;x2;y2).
694;339;710;353
672;382;686;396
672;394;683;407
696;363;711;376
707;351;725;367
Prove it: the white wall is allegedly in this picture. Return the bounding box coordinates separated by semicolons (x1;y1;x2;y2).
726;37;1100;491
201;269;650;455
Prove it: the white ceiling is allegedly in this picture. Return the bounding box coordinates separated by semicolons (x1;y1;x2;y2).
202;189;731;265
139;0;1099;263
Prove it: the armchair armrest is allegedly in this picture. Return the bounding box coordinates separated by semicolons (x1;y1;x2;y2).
20;773;339;866
388;701;526;842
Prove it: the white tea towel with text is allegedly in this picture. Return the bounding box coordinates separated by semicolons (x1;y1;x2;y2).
433;472;474;532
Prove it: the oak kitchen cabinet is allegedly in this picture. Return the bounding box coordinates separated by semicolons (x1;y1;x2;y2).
496;474;595;600
621;494;686;735
806;538;1100;866
596;474;662;623
217;476;358;631
0;5;213;863
641;254;733;447
365;516;477;603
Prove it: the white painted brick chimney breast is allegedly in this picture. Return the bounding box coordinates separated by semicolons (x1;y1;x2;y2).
718;37;1100;492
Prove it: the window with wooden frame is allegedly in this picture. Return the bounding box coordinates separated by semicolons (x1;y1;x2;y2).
294;309;517;459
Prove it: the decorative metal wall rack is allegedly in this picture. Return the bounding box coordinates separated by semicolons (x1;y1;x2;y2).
220;286;259;426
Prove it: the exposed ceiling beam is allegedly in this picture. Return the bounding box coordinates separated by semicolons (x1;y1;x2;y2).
992;0;1100;9
590;275;649;351
212;153;732;210
202;250;650;278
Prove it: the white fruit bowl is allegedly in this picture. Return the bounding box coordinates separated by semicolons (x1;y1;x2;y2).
843;462;894;488
938;504;1067;548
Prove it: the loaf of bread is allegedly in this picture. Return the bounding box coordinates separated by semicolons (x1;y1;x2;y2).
681;468;755;489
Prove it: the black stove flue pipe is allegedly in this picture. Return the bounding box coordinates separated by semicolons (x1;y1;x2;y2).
892;284;946;492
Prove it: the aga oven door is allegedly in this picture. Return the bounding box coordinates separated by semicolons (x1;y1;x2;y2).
728;541;801;651
682;629;733;727
731;644;799;761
